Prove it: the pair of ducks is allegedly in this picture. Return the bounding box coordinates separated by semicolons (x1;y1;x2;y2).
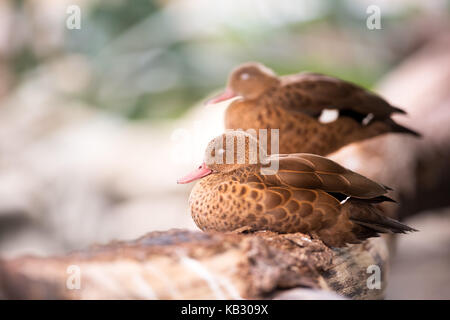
178;62;418;247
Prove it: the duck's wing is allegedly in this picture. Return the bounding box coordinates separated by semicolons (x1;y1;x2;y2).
257;153;388;199
228;164;415;247
277;72;415;130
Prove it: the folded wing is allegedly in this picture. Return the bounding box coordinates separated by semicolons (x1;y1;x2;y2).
280;72;405;119
260;153;388;199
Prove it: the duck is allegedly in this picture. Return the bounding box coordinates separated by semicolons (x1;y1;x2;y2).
207;62;420;155
178;131;416;247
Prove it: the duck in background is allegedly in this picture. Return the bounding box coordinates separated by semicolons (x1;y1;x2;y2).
207;62;420;155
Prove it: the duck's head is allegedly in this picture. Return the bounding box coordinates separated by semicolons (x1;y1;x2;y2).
177;131;263;184
207;62;280;104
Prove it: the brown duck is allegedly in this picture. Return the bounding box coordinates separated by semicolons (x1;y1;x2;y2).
207;62;420;155
178;131;416;247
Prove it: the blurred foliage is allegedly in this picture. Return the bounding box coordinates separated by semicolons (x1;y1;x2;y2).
4;0;450;120
66;0;160;55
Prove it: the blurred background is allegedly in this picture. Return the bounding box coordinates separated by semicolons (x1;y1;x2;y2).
0;0;449;299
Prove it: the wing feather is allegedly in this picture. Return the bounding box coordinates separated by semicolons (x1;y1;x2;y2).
279;72;404;119
262;153;388;199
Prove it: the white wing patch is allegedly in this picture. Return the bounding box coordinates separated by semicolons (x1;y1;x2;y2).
319;108;339;123
340;196;351;205
362;113;374;126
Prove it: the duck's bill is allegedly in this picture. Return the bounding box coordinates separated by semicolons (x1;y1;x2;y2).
204;88;237;105
177;163;213;184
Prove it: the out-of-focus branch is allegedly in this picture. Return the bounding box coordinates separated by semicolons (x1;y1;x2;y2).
331;34;450;219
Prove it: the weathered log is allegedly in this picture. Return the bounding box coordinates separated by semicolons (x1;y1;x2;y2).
0;229;388;299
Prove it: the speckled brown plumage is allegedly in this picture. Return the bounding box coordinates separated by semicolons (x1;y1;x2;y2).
212;62;420;155
181;132;416;247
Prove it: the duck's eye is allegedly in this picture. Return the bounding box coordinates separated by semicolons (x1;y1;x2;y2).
240;73;250;80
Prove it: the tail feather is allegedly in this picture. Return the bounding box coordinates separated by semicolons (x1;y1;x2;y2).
357;195;397;204
388;120;422;137
391;106;407;115
351;213;418;235
347;199;418;240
